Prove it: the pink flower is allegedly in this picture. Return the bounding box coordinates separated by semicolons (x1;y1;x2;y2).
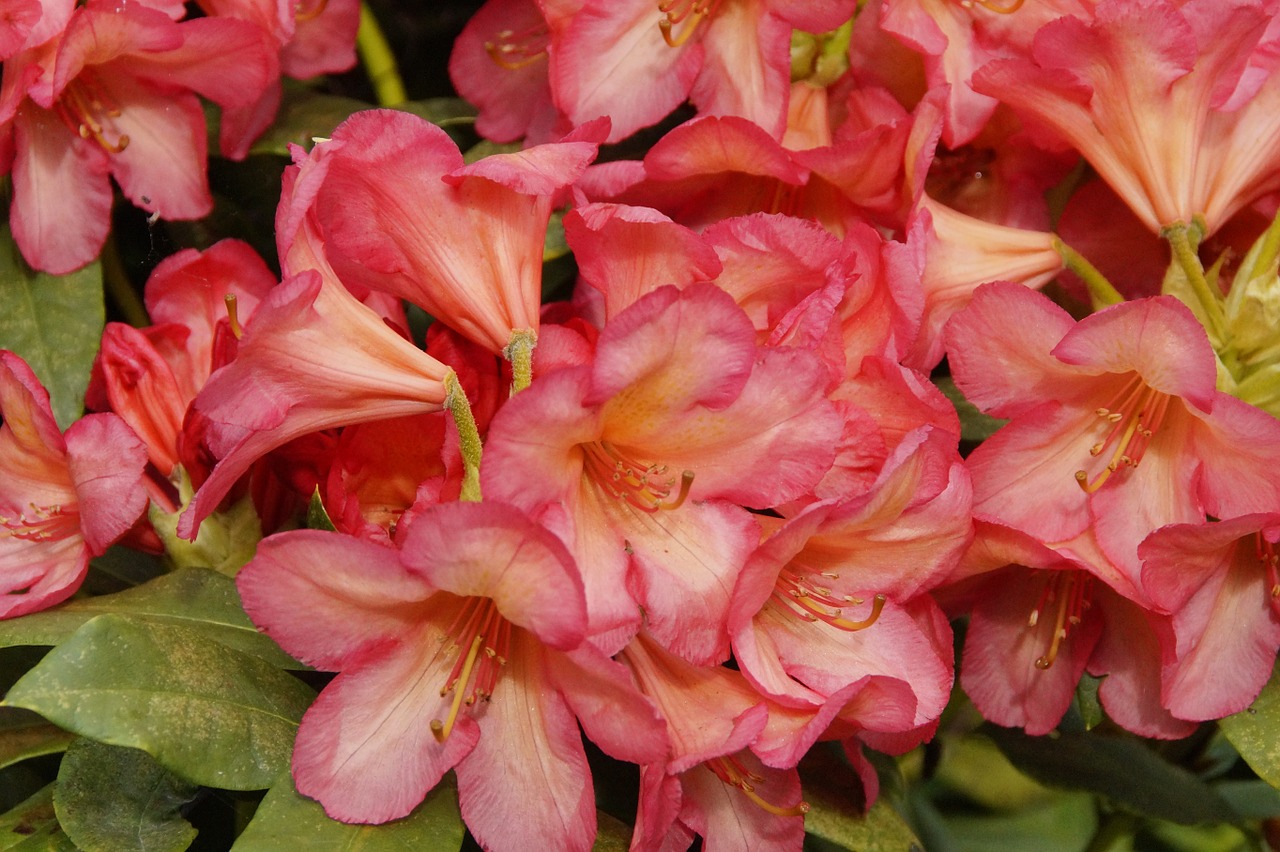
0;0;276;272
729;428;967;738
90;239;276;480
482;283;841;662
947;281;1280;582
176;268;453;540
0;352;148;618
945;521;1194;738
290;109;606;354
236;501;666;849
973;0;1280;235
1140;514;1280;721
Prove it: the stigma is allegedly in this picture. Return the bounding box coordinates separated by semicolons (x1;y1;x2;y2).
1075;375;1171;493
56;74;130;154
581;441;694;512
772;567;886;632
430;597;511;742
706;755;809;817
1028;571;1091;670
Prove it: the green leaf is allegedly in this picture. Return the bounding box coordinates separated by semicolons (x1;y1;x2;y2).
0;224;104;430
933;734;1055;812
933;377;1007;444
591;811;631;852
54;738;197;852
0;710;74;772
984;725;1239;825
0;568;302;669
248;86;477;157
805;797;922;852
3;614;315;790
800;745;922;851
232;770;464;851
306;489;337;533
248;86;373;156
942;792;1098;852
1220;659;1280;789
0;785;73;852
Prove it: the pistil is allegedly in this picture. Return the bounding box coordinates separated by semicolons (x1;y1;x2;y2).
706;755;809;817
657;0;722;48
581;441;693;512
1028;571;1091;670
56;75;130;154
772;567;886;631
1075;376;1171;493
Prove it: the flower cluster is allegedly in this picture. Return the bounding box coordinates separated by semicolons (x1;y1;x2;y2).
6;0;1280;850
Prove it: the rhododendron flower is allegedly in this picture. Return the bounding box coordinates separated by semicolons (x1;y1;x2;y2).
0;0;276;273
947;281;1280;581
483;283;840;663
177;268;453;540
236;501;665;850
291;109;606;354
1140;514;1280;722
546;0;858;142
944;521;1194;738
0;352;148;618
973;0;1280;235
730;428;967;738
90;239;276;481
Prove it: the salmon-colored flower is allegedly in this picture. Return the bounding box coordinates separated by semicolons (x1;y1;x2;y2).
0;352;148;618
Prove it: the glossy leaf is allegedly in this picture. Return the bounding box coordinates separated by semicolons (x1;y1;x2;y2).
985;725;1239;825
591;812;631;852
0;569;301;669
934;376;1007;444
54;739;197;852
1221;659;1280;790
0;225;104;430
306;488;337;533
3;615;315;791
231;770;464;851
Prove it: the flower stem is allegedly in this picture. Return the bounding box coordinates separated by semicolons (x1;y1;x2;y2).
505;329;536;394
445;372;483;501
1163;220;1226;340
1052;237;1124;309
358;3;407;107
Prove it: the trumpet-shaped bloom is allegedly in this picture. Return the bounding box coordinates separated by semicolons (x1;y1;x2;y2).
294;109;606;353
483;283;840;663
0;352;148;618
729;428;967;735
945;521;1194;738
236;501;665;850
177;269;452;539
972;0;1280;235
947;281;1280;582
0;0;275;272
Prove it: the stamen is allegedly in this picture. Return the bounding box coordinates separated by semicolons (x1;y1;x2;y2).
657;0;721;48
581;441;694;512
0;504;78;543
294;0;328;22
1258;534;1280;599
772;567;886;632
958;0;1026;11
706;755;808;817
224;295;244;340
1028;572;1092;670
430;597;511;742
484;23;550;70
1075;377;1171;493
55;74;130;154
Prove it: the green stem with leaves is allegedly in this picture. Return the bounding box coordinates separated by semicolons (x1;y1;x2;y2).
358;3;407;107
